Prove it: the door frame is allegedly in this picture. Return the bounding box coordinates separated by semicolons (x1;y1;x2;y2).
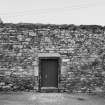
38;57;61;91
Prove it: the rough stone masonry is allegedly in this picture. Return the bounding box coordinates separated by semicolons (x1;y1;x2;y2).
0;23;105;92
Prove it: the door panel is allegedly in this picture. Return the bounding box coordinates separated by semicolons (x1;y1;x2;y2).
40;59;58;87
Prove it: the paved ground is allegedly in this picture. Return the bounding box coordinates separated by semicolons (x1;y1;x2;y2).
0;92;105;105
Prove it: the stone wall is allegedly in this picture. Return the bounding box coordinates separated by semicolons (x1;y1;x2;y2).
0;23;105;92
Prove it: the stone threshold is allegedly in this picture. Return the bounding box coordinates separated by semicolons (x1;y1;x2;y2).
40;87;59;92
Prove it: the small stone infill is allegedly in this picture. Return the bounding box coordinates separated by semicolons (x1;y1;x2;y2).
0;24;105;93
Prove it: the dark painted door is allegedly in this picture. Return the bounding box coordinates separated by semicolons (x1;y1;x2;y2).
40;59;58;87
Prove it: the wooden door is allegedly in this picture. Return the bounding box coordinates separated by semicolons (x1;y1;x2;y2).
40;58;58;88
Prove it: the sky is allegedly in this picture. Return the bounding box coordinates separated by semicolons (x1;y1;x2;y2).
0;0;105;25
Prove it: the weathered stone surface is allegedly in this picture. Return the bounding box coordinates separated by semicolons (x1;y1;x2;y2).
0;24;105;92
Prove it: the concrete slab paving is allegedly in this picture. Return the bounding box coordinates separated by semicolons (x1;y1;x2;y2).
0;92;105;105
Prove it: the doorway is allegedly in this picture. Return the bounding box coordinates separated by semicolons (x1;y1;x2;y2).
39;57;60;91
